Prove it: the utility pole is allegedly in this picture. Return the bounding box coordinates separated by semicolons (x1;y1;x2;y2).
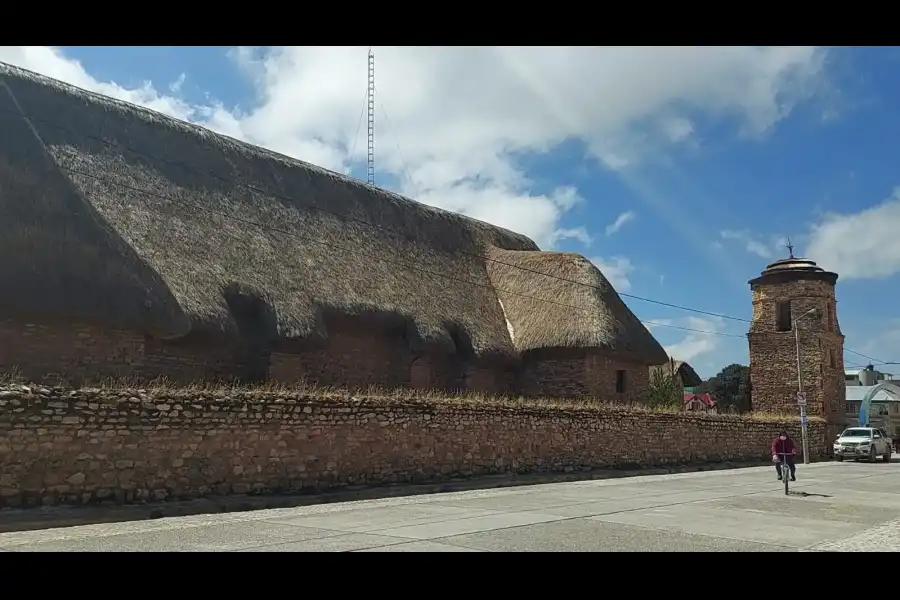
794;307;817;465
367;47;375;186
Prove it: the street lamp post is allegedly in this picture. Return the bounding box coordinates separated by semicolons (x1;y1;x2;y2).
794;307;818;465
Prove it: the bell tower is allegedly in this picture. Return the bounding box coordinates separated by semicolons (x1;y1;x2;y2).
747;246;844;422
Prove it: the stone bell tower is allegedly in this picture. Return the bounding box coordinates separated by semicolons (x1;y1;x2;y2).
747;245;845;422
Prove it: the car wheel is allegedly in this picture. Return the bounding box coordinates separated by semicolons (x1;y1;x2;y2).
884;450;892;463
836;455;844;462
869;447;877;463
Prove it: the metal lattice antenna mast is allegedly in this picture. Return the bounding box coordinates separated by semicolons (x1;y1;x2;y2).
366;48;375;186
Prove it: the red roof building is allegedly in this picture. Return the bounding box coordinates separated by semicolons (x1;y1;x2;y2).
683;392;717;412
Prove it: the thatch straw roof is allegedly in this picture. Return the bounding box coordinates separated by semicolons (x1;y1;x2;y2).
650;359;703;387
486;248;667;364
0;62;666;365
0;63;540;356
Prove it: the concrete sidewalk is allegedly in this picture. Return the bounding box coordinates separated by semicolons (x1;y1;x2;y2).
0;460;897;551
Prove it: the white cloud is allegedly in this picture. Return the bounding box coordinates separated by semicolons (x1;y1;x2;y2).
605;211;636;236
719;230;799;265
720;229;775;259
806;188;900;280
589;256;634;292
851;321;900;366
169;73;186;94
0;45;830;249
650;316;726;363
551;227;593;247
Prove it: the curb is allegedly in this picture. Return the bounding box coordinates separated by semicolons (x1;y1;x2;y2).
0;458;817;533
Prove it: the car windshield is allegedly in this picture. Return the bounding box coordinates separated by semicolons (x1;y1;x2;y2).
842;429;872;438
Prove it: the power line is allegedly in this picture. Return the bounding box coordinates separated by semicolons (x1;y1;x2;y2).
376;96;420;209
845;348;892;366
349;85;368;165
0;102;750;326
845;364;900;370
0;98;887;360
26;156;742;340
370;89;889;367
373;89;751;325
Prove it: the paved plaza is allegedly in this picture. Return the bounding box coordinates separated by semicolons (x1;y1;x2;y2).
0;460;899;551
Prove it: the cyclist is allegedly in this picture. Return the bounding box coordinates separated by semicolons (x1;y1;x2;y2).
771;430;797;482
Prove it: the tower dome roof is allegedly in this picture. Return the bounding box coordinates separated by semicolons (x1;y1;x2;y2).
749;256;838;287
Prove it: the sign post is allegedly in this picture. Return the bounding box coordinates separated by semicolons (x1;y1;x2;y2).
797;391;810;465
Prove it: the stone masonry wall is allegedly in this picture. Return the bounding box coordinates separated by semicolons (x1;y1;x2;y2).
0;320;252;387
521;350;649;402
749;279;845;418
142;335;245;384
0;385;826;508
272;346;513;396
0;320;144;385
269;331;409;389
589;355;650;404
3;319;648;400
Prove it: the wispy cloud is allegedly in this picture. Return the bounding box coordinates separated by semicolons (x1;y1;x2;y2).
589;256;634;292
0;46;832;253
853;318;900;366
720;230;771;258
719;229;785;259
551;227;593;248
605;211;636;236
807;187;900;280
645;316;726;363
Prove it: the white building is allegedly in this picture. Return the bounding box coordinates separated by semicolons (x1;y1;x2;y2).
839;366;900;435
845;368;894;386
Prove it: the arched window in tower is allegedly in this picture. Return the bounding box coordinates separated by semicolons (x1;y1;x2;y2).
776;300;792;332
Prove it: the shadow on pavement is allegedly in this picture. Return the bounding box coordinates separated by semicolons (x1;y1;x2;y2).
788;491;833;498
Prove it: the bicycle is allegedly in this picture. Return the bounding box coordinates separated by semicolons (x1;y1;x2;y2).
774;452;793;495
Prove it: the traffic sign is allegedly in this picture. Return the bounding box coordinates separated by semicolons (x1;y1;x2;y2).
796;391;807;406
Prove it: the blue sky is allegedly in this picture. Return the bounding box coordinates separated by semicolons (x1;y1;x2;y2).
4;46;900;378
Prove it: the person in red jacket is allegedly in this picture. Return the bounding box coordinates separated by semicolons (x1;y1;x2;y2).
772;430;797;481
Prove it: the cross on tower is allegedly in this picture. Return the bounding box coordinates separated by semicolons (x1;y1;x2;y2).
786;238;794;259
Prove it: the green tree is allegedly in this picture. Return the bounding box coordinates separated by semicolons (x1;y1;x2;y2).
698;363;752;413
647;367;683;409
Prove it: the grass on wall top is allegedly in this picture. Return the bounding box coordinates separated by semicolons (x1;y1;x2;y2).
0;369;813;423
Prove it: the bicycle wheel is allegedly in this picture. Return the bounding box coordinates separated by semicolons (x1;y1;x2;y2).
783;463;789;495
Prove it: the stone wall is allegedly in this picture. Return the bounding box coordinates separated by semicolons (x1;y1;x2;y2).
520;349;650;402
271;347;470;393
0;385;826;508
3;319;651;399
272;331;407;388
0;320;144;385
0;320;248;387
142;334;246;384
748;279;845;418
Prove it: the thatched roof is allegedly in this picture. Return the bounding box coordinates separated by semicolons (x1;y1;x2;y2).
486;248;667;364
650;360;703;388
0;62;665;365
0;63;541;357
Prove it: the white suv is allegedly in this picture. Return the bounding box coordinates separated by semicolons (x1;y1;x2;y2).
834;427;893;463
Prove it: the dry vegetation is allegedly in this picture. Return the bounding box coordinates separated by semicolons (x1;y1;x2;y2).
0;368;808;423
1;62;669;367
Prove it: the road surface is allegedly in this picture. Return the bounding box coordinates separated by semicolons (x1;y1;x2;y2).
1;460;898;551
